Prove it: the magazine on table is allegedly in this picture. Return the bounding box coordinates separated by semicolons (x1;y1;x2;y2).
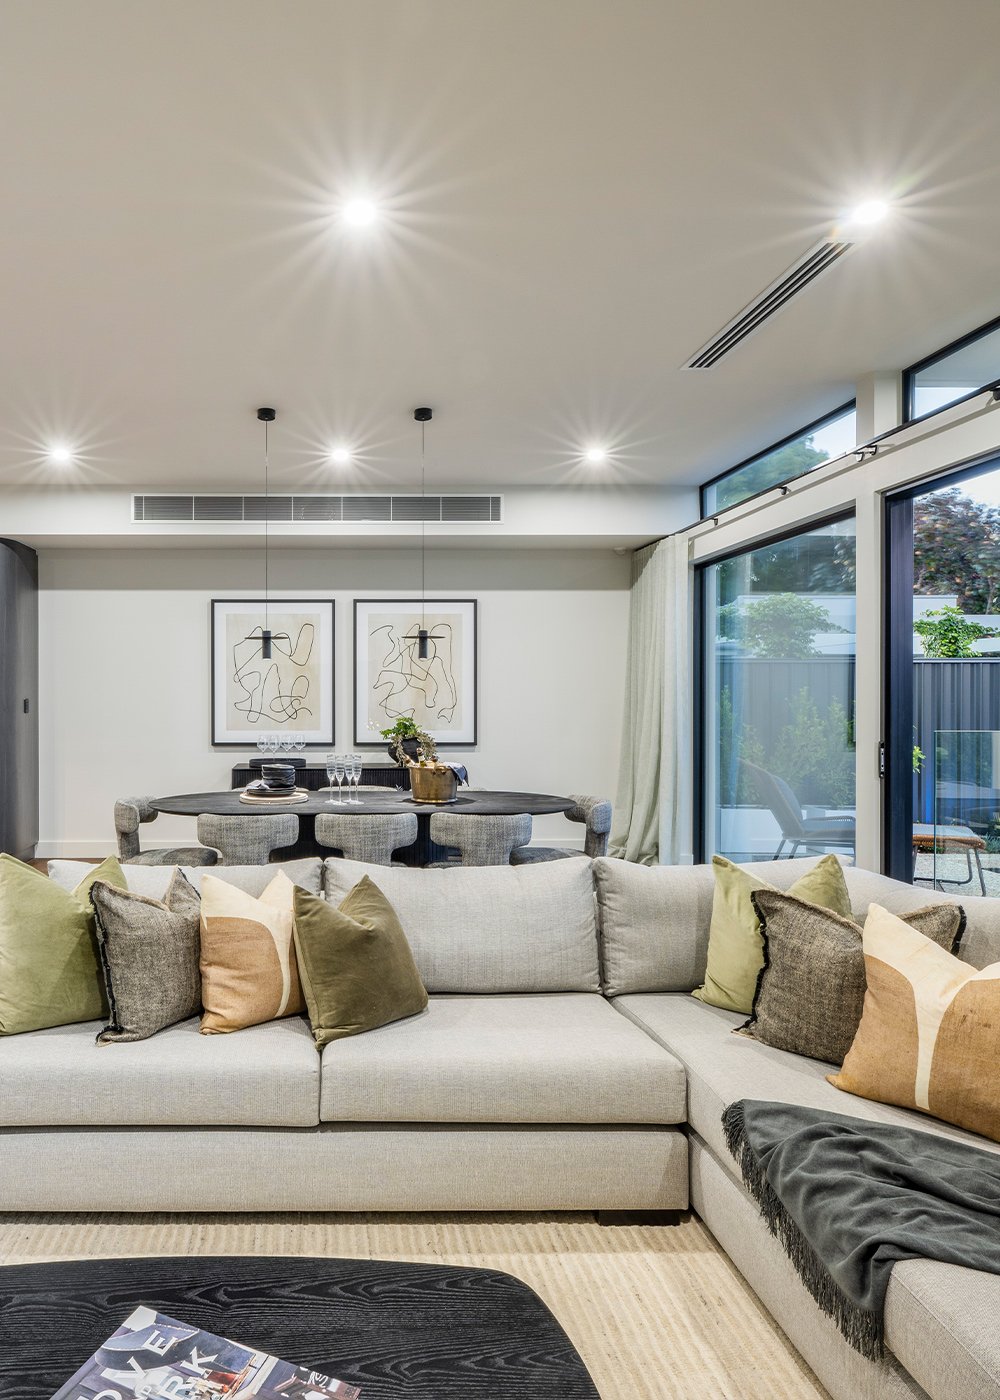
50;1306;361;1400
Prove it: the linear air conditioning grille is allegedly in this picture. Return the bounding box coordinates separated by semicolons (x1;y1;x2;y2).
193;496;243;522
293;496;342;521
133;494;503;525
243;496;293;521
136;495;194;521
392;496;442;521
442;496;493;522
685;240;854;369
343;496;392;522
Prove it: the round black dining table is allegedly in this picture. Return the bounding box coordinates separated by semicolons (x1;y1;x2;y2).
151;788;575;865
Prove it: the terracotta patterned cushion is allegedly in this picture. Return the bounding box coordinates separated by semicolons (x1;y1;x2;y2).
199;871;304;1034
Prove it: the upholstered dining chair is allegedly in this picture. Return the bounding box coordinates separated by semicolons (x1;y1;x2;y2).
114;798;218;867
195;813;299;866
510;794;613;864
314;812;418;866
428;812;532;866
739;761;856;860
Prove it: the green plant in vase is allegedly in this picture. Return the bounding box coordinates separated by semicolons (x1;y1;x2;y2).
380;717;437;766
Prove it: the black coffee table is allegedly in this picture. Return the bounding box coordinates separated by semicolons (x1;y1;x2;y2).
0;1256;600;1399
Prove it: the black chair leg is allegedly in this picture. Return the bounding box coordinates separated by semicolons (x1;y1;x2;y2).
772;839;786;860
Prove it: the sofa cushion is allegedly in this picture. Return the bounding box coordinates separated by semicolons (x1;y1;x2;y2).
199;871;305;1034
593;855;831;996
613;991;1000;1174
48;858;324;901
322;859;600;993
320;993;685;1124
0;1015;319;1126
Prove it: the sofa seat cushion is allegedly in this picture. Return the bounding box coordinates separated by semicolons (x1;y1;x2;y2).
48;859;324;901
322;859;601;993
613;992;1000;1171
320;993;685;1124
0;1016;320;1127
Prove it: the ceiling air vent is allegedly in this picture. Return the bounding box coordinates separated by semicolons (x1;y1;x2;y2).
133;495;504;524
684;239;855;369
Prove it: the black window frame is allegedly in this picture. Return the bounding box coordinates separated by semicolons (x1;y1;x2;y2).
699;400;857;520
693;507;858;863
903;311;1000;425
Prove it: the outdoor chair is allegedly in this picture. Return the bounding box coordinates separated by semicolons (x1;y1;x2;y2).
739;762;856;860
114;798;218;867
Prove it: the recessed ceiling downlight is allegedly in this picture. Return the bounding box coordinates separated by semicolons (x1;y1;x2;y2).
328;446;352;464
47;444;73;464
848;198;890;227
583;446;608;464
342;197;379;228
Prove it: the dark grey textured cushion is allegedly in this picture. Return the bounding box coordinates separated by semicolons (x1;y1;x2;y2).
740;889;965;1066
91;870;202;1044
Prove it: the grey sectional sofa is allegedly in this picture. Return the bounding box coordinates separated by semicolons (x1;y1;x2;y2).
22;851;1000;1400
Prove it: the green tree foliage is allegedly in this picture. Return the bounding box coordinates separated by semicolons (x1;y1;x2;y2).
717;687;764;805
770;691;856;808
913;489;1000;613
912;604;1000;658
714;436;828;512
718;592;841;658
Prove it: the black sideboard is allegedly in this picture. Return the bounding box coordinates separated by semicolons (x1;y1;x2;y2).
230;762;410;793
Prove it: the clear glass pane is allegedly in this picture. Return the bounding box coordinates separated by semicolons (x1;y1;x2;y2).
703;519;857;862
910;323;1000;418
917;731;999;896
703;407;857;515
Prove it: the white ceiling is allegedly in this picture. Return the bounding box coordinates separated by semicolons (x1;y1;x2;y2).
2;0;1000;494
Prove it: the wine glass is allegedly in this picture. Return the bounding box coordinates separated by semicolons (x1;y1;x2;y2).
348;753;362;803
325;751;342;805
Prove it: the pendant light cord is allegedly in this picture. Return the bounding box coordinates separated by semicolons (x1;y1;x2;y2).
264;416;269;636
420;418;426;632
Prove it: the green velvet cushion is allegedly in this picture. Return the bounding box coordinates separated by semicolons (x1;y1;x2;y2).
692;854;852;1014
293;877;428;1047
0;854;127;1035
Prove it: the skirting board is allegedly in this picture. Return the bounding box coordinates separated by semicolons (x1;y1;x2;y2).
0;1123;688;1213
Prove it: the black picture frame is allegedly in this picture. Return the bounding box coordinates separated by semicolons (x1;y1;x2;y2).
353;598;478;747
210;598;335;748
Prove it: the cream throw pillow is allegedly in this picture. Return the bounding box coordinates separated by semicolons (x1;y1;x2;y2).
199;871;304;1034
692;854;852;1013
829;903;1000;1143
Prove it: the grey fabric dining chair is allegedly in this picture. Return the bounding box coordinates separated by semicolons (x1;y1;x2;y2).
428;812;532;866
314;812;418;866
510;794;613;864
114;798;218;867
739;761;856;859
195;813;299;866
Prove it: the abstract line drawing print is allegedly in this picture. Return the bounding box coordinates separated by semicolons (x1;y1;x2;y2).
232;622;316;726
371;622;458;723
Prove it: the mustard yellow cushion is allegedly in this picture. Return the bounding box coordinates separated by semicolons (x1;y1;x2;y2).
692;854;851;1013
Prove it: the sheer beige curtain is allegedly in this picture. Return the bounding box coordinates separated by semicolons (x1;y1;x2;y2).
609;536;692;864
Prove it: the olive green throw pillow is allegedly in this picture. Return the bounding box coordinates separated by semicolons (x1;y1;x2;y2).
692;854;851;1014
292;878;428;1047
0;853;127;1035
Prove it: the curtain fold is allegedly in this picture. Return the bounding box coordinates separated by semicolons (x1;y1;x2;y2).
610;535;692;865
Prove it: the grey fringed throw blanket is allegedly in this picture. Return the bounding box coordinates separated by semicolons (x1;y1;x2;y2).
722;1100;1000;1360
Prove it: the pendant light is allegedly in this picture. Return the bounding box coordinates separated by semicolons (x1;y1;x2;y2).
251;406;287;660
407;406;444;660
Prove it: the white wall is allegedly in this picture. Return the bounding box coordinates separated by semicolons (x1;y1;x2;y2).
37;546;630;856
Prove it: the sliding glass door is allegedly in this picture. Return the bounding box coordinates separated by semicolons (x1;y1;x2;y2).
699;519;857;862
885;460;1000;896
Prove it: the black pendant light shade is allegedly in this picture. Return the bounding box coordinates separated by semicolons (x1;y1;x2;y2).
410;406;445;661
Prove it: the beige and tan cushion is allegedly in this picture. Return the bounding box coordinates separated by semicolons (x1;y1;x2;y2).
0;1016;320;1127
322;858;600;993
829;904;1000;1142
199;871;304;1033
321;992;685;1124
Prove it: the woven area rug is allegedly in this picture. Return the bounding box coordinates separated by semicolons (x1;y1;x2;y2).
0;1211;827;1400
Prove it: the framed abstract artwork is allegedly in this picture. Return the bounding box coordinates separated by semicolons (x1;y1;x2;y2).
211;599;335;746
353;598;477;746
